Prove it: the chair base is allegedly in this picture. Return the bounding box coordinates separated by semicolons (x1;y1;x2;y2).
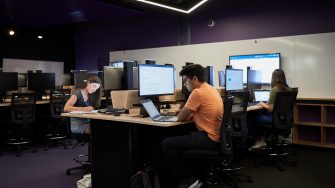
255;144;298;171
7;138;37;157
44;133;68;150
66;153;91;175
201;162;252;188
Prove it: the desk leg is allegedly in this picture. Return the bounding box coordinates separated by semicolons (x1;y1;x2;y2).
90;119;136;188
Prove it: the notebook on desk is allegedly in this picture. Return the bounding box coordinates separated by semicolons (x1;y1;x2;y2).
140;99;178;122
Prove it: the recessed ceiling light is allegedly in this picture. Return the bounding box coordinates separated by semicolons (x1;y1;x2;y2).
9;30;15;36
136;0;208;14
38;35;43;39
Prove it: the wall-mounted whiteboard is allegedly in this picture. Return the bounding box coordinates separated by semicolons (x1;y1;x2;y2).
110;32;335;99
2;58;64;86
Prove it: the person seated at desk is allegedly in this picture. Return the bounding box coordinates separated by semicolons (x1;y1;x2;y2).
248;69;292;150
162;64;223;188
64;76;101;134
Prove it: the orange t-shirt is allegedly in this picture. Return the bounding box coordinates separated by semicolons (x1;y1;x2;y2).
185;83;223;142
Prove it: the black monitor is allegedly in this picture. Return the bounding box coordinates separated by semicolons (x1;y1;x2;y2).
229;53;280;84
138;64;174;97
103;67;124;90
74;72;97;89
28;73;56;91
18;73;27;87
225;69;243;91
247;69;262;90
0;72;18;91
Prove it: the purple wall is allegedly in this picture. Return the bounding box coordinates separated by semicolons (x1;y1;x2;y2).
75;14;179;71
75;0;335;71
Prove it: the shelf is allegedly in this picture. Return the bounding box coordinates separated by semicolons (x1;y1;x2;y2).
293;100;335;148
293;140;322;147
323;124;335;127
294;122;322;127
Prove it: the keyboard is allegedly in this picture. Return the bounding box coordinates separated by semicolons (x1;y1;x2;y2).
154;116;178;122
98;107;125;114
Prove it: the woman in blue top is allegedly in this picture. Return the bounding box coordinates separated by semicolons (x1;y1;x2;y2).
64;76;101;134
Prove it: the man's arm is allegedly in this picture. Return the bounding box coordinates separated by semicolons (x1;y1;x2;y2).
177;106;193;122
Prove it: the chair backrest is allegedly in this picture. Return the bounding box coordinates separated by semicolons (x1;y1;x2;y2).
11;93;36;125
272;90;298;131
220;96;234;158
229;91;250;142
50;89;71;119
230;91;249;115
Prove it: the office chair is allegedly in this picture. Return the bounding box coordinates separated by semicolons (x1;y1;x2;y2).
181;96;252;188
7;93;37;157
230;91;250;146
66;133;91;175
255;90;298;171
44;89;70;150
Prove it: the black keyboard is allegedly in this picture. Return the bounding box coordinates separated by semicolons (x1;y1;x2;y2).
98;107;125;114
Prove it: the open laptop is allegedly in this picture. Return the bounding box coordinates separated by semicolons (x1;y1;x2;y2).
253;90;270;103
140;99;178;122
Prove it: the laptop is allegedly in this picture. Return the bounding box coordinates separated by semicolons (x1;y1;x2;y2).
253;90;270;103
140;99;178;122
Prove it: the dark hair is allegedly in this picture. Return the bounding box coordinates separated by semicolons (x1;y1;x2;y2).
271;69;289;91
84;76;102;108
179;64;205;82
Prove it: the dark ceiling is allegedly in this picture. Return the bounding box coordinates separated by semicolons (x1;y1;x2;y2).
0;0;207;26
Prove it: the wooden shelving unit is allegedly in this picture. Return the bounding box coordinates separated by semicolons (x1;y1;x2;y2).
293;99;335;148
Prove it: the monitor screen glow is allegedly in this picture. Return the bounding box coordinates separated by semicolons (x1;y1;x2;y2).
229;53;280;84
225;69;243;91
139;64;175;97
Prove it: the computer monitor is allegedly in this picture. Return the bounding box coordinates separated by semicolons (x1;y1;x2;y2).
74;72;97;89
61;73;72;86
18;73;27;87
28;73;56;91
218;70;225;87
229;53;280;84
0;72;18;91
225;69;243;91
103;67;124;90
138;64;174;97
247;69;262;90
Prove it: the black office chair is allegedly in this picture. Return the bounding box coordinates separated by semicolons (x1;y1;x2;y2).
66;133;91;175
255;90;298;171
181;96;252;188
230;91;250;146
44;89;70;150
7;93;37;156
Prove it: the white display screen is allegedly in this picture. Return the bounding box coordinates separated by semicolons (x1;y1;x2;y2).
139;64;175;96
225;69;243;91
229;53;280;84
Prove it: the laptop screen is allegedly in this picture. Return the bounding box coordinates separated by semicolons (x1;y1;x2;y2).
140;99;160;118
254;90;270;102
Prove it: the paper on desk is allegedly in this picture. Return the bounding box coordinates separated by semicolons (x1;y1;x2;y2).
69;111;85;115
69;110;98;114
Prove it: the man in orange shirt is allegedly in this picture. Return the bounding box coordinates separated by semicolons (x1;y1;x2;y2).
162;64;223;188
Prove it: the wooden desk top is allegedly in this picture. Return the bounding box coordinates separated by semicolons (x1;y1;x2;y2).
0;100;50;107
61;113;190;127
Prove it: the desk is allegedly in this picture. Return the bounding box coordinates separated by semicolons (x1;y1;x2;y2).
0;100;50;107
61;113;190;188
